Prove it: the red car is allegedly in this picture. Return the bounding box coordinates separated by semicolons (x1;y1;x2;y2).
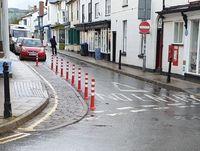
19;38;46;61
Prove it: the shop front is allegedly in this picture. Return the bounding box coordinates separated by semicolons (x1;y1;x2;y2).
75;20;111;60
158;3;200;79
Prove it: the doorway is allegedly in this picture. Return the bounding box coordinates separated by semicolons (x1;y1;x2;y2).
155;28;163;71
112;31;116;62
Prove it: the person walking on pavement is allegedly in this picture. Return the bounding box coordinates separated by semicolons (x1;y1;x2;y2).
50;36;57;55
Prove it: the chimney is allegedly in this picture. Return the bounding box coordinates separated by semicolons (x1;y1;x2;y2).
39;1;44;16
33;5;37;12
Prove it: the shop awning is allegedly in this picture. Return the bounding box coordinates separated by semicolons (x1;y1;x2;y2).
157;2;200;15
75;20;111;31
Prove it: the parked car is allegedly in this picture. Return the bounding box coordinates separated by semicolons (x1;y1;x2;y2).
19;38;46;61
14;37;24;55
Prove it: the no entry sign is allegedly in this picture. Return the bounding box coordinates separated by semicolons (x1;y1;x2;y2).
139;21;150;34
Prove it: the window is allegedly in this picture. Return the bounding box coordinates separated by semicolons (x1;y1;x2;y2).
82;4;85;23
105;0;111;16
122;0;128;7
123;20;127;52
88;2;92;22
71;4;73;21
174;22;183;44
95;3;99;19
189;20;199;74
23;19;27;26
48;6;50;21
77;1;79;20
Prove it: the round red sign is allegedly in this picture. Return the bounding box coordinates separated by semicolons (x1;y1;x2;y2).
139;21;150;34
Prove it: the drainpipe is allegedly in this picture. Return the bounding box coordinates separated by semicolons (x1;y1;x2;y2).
163;0;165;10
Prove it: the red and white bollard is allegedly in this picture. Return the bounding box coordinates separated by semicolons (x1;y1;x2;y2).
66;61;69;81
60;58;64;77
71;64;75;86
90;78;96;111
84;73;89;100
55;57;58;74
36;53;39;66
77;68;82;92
51;55;54;70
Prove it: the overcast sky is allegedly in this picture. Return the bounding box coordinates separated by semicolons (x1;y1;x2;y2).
8;0;45;9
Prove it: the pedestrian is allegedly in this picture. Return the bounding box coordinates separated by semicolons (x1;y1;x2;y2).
50;36;57;55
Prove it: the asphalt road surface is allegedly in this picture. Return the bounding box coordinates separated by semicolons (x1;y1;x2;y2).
1;51;200;151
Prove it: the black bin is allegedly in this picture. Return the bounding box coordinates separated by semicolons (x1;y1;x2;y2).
80;43;88;56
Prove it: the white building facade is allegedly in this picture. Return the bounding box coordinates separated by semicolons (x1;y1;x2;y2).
158;0;200;77
0;0;9;57
75;0;111;59
111;0;163;70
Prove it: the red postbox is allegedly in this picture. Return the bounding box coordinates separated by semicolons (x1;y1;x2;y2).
168;45;179;66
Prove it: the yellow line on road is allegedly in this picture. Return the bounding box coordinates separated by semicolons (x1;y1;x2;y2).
0;132;30;144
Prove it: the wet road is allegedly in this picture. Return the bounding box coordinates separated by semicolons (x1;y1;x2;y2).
1;51;200;151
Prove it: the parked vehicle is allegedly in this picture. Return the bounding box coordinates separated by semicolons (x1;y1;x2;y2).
19;38;46;61
14;37;24;55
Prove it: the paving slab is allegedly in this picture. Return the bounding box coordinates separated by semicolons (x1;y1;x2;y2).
0;54;49;133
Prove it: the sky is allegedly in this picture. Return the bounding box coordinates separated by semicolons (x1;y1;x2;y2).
8;0;45;10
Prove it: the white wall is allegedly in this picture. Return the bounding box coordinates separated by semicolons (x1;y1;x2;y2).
165;0;188;7
80;0;110;23
2;0;9;56
111;0;162;69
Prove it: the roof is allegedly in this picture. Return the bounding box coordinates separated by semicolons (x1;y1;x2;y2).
157;2;200;15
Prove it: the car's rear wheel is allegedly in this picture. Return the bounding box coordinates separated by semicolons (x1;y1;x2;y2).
19;55;23;60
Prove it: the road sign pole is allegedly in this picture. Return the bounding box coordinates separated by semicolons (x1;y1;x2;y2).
143;34;146;72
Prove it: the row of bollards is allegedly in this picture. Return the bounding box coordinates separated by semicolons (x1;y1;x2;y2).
50;55;96;111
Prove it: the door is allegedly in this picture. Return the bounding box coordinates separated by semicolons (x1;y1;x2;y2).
155;28;163;71
112;31;116;62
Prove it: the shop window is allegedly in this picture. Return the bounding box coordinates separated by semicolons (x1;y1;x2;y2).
174;22;183;44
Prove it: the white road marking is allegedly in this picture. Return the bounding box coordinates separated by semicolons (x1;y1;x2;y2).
167;103;183;106
163;96;179;103
96;93;106;101
130;109;147;113
190;95;200;102
131;94;145;101
93;111;105;113
172;95;188;103
117;107;133;110
153;107;169;110
107;112;125;116
113;82;148;93
19;64;59;131
144;94;161;103
111;93;128;101
142;105;158;108
178;106;188;108
118;94;133;101
151;94;168;103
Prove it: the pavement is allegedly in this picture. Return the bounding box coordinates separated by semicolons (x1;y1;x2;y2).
0;52;88;133
58;50;200;98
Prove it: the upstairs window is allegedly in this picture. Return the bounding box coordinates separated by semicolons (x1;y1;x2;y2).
105;0;111;16
174;22;183;44
122;0;128;7
95;3;99;19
